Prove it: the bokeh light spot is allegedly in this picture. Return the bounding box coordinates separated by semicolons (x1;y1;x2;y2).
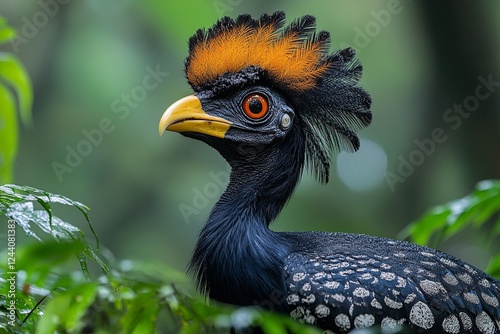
336;138;387;192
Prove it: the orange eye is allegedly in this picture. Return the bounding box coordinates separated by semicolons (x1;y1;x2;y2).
242;93;269;119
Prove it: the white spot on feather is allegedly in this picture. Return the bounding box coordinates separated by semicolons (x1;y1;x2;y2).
324;281;340;289
476;311;495;334
293;272;306;282
479;278;491;288
301;294;316;304
353;287;370;298
290;306;305;321
286;294;299;304
312;272;326;280
419;279;446;296
354;314;375;328
370;298;383;309
380;272;396;281
315;304;330;318
396;277;407;288
335;313;351;331
481;292;499;307
440;258;458;267
409;301;434;329
404;293;416;304
457;272;473;284
442;315;460;333
443;272;459;286
304;313;316;324
381;317;405;332
359;273;373;280
384;296;403;309
459;312;472;330
463;291;480;304
332;294;345;302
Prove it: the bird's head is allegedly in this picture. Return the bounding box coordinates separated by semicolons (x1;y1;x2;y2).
159;12;372;183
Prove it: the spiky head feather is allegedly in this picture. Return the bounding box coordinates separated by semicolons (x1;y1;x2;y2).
185;12;372;183
186;12;332;93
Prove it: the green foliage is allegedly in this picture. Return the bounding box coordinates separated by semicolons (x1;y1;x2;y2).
0;16;33;184
403;179;500;279
0;185;320;333
0;184;108;279
0;184;108;333
2;182;499;333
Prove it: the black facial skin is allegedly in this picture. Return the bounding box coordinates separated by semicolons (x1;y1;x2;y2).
197;86;294;144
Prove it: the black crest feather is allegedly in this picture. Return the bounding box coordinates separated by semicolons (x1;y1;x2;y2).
185;12;372;183
292;47;372;183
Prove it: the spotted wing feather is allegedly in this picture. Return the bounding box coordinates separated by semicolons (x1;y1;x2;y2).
283;232;500;333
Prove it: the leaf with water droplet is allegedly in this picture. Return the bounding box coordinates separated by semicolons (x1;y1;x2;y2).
403;179;500;249
1;184;108;275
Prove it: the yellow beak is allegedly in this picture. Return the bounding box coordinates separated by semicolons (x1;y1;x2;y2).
158;95;232;138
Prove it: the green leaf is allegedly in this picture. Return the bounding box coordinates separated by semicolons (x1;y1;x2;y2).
121;291;160;334
0;17;16;45
6;201;82;241
0;84;17;183
178;322;201;334
36;283;98;334
399;205;449;246
14;241;86;285
403;179;500;247
0;184;109;275
473;190;500;225
0;291;41;332
0;52;33;126
486;255;500;280
0;18;32;184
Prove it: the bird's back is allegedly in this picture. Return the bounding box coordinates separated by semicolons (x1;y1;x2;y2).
282;232;500;333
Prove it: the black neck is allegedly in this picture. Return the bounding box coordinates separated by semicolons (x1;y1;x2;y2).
188;125;305;309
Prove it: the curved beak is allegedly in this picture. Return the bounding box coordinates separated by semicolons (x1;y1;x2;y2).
158;95;231;138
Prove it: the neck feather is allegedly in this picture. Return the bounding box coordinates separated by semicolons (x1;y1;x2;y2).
188;127;305;308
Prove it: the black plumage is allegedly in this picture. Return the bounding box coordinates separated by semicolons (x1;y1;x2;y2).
159;12;500;333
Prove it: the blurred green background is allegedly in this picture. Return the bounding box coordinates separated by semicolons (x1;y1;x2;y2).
1;1;499;274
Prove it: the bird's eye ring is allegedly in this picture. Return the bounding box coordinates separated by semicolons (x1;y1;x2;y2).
242;93;269;119
280;114;291;130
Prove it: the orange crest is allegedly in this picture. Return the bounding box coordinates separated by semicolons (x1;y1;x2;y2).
186;12;332;93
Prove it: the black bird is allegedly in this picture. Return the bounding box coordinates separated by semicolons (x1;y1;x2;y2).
159;12;500;333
